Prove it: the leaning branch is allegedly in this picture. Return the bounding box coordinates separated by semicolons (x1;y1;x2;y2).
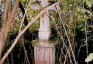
0;0;63;63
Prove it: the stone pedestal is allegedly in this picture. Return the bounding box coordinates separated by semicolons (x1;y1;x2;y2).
34;47;55;64
32;40;57;64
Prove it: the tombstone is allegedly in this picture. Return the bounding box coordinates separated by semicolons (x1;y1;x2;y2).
31;0;58;64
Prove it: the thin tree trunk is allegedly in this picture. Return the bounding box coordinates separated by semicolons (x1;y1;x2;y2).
0;0;9;58
0;0;19;59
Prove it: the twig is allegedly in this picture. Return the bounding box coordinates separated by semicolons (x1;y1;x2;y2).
18;0;32;33
57;5;77;64
83;0;88;63
64;53;67;64
51;13;73;64
85;19;88;63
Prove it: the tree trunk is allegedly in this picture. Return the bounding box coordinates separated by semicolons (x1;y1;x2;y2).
0;0;19;59
0;0;9;58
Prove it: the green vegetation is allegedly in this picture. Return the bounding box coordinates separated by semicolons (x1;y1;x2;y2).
0;0;93;64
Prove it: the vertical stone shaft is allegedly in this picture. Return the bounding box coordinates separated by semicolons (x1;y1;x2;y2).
38;0;50;40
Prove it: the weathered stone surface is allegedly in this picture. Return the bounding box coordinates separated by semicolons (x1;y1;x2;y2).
32;39;57;64
34;47;55;64
32;39;58;47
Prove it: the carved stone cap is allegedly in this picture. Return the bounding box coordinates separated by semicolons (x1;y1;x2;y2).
32;39;58;47
30;1;59;10
30;1;49;10
30;1;42;10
